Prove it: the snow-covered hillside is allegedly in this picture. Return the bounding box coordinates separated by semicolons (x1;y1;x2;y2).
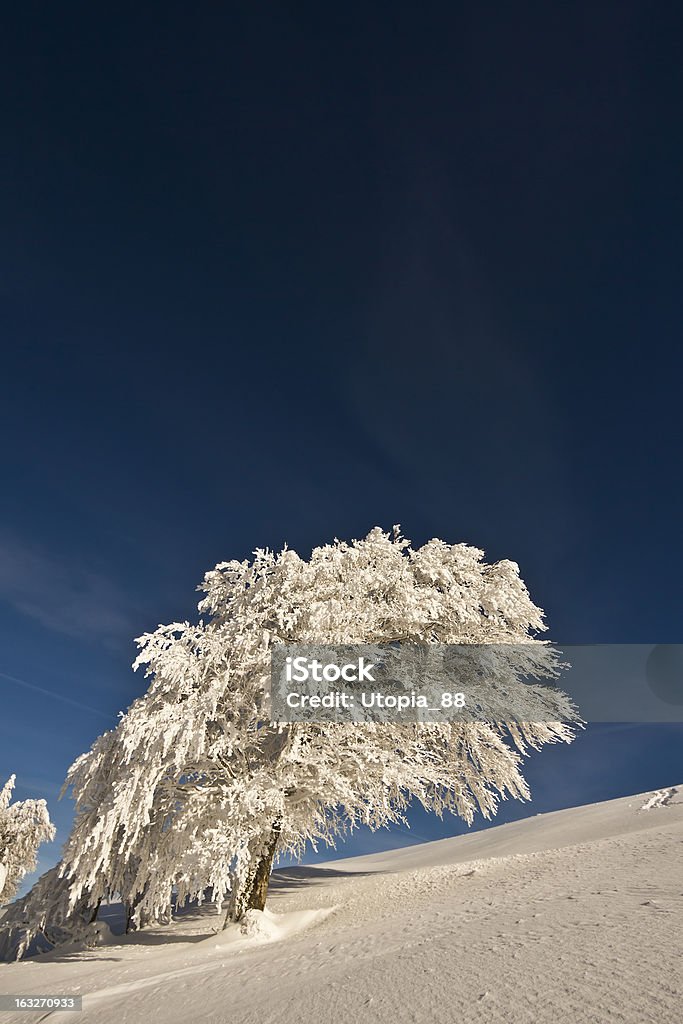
1;785;681;1023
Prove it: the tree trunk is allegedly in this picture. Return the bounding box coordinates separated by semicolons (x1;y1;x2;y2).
226;824;281;925
245;827;280;912
87;898;101;924
125;890;145;933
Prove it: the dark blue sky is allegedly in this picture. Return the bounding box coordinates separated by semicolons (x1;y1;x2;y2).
1;3;682;883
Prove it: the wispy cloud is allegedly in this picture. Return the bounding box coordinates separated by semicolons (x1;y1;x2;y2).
0;532;133;644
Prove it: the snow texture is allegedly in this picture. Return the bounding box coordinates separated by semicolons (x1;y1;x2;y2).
1;784;681;1024
640;787;677;811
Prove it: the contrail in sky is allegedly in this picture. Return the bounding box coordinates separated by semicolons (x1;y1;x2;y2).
0;669;112;720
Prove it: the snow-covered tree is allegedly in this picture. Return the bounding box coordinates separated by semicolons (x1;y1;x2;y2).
0;862;109;962
51;527;578;932
0;776;55;905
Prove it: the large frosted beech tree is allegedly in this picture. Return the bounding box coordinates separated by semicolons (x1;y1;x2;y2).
57;528;577;929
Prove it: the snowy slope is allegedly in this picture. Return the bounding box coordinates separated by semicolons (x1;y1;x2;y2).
1;785;681;1024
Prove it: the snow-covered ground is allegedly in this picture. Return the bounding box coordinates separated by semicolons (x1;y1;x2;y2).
1;785;682;1023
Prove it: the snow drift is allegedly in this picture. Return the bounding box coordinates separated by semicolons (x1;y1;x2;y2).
0;784;681;1024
